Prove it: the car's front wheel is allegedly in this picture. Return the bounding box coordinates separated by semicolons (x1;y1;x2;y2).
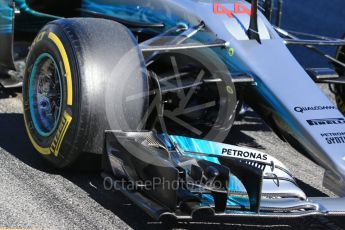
23;18;149;168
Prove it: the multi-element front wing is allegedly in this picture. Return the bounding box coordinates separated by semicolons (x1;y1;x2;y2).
102;131;345;221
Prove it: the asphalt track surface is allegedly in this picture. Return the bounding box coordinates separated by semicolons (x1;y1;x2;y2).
0;1;345;230
0;85;344;230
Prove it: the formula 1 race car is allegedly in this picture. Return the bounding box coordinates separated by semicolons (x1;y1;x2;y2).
1;0;345;221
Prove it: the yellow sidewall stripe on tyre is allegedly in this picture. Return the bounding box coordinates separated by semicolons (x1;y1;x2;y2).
24;32;74;156
23;114;51;155
50;111;73;156
48;32;73;106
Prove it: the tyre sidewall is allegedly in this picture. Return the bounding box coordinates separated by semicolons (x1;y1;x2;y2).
23;26;80;167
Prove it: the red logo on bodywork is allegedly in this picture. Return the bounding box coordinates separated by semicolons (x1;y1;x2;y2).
213;3;251;18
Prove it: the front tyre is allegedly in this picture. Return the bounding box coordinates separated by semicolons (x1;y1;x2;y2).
23;18;149;168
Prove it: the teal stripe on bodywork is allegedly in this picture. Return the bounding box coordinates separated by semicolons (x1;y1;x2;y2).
13;0;59;33
14;0;59;18
0;0;13;33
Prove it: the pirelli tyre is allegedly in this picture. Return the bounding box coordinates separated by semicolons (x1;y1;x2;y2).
334;34;345;115
22;18;149;168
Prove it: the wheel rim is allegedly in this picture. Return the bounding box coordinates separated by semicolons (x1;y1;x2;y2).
29;53;63;137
